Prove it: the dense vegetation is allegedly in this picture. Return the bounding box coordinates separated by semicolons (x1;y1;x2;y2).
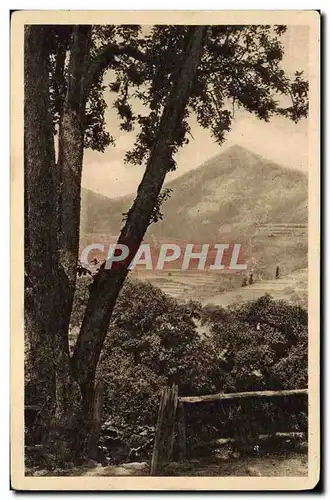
25;24;308;459
25;277;307;466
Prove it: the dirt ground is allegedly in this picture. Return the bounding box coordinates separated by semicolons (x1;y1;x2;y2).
161;451;308;477
27;450;308;477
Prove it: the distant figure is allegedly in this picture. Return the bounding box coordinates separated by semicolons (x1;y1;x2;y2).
248;272;254;285
275;265;280;279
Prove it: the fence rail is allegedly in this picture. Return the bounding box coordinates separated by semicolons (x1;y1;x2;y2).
150;385;308;475
178;388;308;404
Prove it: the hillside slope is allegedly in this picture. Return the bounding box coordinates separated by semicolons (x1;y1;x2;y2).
80;145;308;284
202;268;308;309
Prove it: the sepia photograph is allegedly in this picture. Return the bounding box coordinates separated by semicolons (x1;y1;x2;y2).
11;10;320;490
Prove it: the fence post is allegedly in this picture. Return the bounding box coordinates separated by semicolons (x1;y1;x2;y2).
166;384;179;461
150;387;167;475
150;384;178;475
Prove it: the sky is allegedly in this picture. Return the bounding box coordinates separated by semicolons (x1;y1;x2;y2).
81;25;309;199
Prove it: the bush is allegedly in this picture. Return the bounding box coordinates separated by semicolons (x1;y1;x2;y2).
70;281;308;462
95;279;221;462
27;273;308;465
193;295;308;449
203;294;307;392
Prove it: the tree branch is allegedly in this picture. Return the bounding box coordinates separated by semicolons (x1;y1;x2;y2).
72;26;206;385
84;43;147;99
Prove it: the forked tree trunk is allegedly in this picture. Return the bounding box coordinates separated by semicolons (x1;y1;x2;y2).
25;24;206;462
24;25;83;462
55;27;103;457
25;25;108;462
72;26;206;391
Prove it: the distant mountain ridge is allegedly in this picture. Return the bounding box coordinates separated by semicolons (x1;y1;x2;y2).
80;145;308;281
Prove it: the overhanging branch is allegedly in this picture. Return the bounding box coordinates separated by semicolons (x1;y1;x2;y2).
84;43;147;99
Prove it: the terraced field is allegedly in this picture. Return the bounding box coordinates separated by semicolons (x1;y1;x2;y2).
255;223;307;238
203;268;308;308
134;269;241;302
134;267;307;308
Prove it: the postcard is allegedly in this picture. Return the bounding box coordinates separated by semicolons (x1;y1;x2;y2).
11;9;320;490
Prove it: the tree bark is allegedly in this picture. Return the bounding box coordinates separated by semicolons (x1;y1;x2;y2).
57;26;92;337
24;25;83;462
72;26;206;388
24;25;59;423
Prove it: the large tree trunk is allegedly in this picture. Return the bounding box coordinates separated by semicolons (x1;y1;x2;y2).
24;26;83;462
72;26;206;393
54;27;98;457
57;26;92;338
24;25;60;426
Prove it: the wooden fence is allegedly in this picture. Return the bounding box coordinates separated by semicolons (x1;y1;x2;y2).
150;385;308;475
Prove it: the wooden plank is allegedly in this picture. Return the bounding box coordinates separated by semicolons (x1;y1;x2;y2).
167;384;178;461
150;387;167;475
158;386;170;471
178;388;308;404
162;386;172;469
151;385;179;474
177;401;186;460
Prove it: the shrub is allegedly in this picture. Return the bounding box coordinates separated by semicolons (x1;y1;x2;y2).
203;294;307;392
193;295;308;449
52;280;308;462
95;279;221;462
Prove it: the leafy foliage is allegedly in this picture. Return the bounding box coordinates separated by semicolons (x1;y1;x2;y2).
187;295;308;454
100;280;219;394
203;294;308;392
46;24;308;164
107;25;308;168
67;278;307;463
